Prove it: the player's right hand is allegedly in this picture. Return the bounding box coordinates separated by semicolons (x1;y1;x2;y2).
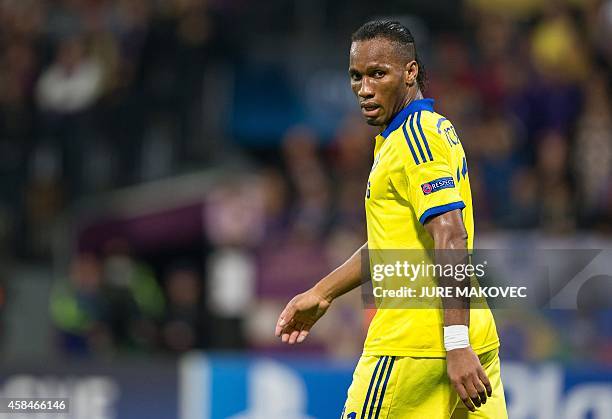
274;288;331;344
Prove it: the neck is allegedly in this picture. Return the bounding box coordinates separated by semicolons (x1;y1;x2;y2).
402;88;423;108
380;88;423;134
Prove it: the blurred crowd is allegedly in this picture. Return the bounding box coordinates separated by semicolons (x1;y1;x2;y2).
438;0;612;232
0;0;234;260
0;0;610;362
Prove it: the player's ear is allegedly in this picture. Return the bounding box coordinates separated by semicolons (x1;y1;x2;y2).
404;60;418;86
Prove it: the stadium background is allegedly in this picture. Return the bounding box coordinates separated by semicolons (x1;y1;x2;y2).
0;0;611;418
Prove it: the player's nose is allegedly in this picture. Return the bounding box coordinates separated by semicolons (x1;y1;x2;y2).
358;77;374;98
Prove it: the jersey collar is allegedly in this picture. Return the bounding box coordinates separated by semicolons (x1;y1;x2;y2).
380;98;435;139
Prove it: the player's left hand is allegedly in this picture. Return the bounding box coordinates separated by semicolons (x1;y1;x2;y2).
446;347;492;412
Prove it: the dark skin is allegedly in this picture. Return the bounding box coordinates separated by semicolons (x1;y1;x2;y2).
275;37;491;412
348;37;421;126
425;209;492;411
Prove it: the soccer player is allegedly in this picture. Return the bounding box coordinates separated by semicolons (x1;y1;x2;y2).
275;20;507;418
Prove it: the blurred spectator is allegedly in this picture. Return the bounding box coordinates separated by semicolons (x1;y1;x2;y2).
506;168;539;228
50;252;112;355
162;264;204;352
205;179;265;247
36;37;103;114
328;115;372;232
537;131;575;232
206;248;255;349
102;240;165;351
258;167;290;238
50;247;166;355
473;115;524;225
573;71;612;228
282;126;332;239
592;0;612;70
497;310;560;361
530;1;589;83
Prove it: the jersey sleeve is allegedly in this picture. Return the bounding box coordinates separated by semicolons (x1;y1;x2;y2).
391;112;465;225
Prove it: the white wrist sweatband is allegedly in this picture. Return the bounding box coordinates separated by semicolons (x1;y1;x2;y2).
444;325;470;351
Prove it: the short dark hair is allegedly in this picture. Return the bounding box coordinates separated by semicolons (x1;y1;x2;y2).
352;20;427;91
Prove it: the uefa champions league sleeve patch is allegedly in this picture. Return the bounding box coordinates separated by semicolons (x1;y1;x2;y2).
421;177;455;195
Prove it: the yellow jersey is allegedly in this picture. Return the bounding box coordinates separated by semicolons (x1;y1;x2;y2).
363;98;499;357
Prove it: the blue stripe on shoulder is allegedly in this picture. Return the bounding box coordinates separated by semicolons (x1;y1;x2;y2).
417;111;434;161
419;201;466;225
409;114;428;163
401;120;420;165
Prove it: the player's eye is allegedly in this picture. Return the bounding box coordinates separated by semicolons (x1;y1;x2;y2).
350;72;361;81
372;70;385;78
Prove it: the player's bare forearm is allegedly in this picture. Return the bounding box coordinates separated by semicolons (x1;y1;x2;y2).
424;209;469;326
313;241;368;303
425;209;492;411
275;242;367;344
